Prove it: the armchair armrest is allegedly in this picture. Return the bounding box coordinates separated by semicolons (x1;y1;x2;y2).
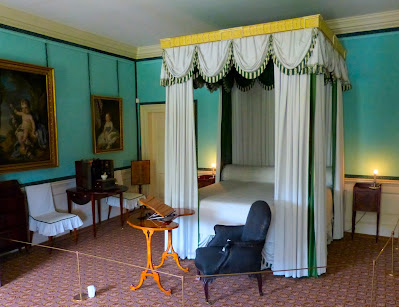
208;225;244;247
219;240;265;274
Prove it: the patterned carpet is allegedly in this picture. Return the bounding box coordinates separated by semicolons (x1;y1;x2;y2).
0;217;398;306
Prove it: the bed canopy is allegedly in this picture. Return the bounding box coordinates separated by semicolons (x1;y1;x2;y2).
160;15;350;278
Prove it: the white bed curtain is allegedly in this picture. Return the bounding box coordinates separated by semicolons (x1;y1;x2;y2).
333;80;345;239
314;75;327;275
273;71;310;278
232;84;275;166
163;45;199;259
161;27;349;265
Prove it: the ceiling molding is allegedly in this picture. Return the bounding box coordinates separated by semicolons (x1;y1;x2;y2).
136;45;162;59
326;9;399;34
0;4;138;59
0;3;398;60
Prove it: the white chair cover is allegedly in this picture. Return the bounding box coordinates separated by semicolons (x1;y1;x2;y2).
26;183;83;237
106;170;145;210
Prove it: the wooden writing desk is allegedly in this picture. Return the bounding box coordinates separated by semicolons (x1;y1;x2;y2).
127;206;195;295
66;185;128;237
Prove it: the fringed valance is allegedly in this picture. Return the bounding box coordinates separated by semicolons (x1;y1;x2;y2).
161;28;351;91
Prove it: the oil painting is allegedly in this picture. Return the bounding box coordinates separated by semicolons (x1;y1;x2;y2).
91;95;123;154
0;59;58;173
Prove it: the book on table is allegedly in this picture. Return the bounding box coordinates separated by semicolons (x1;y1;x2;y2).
139;196;175;220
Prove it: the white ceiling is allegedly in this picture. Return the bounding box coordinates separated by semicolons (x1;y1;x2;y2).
0;0;398;48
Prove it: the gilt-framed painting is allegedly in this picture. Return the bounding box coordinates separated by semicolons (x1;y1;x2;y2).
0;59;58;173
91;95;123;154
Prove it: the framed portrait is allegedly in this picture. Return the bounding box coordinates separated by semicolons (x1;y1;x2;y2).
0;59;58;173
91;95;123;154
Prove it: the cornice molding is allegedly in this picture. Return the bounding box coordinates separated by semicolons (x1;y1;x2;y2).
0;4;398;60
136;45;162;59
0;4;138;59
326;9;399;35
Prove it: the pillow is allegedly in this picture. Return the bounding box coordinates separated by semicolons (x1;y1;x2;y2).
221;165;275;183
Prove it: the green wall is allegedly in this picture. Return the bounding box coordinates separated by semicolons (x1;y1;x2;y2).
136;58;219;169
0;29;137;184
1;24;397;182
341;30;399;177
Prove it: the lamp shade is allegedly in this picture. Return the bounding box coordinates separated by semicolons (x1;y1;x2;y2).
131;160;150;185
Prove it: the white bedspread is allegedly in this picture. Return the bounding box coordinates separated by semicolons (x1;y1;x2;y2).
199;180;276;265
199;179;333;267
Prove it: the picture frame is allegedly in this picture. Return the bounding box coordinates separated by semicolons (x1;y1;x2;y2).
0;59;58;173
91;95;123;154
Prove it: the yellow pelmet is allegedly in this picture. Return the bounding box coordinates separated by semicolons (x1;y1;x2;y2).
160;14;346;58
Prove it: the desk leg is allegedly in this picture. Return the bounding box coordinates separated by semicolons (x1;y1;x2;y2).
376;212;380;242
154;229;188;272
91;195;96;238
119;192;124;227
351;210;356;240
97;199;102;224
130;229;171;295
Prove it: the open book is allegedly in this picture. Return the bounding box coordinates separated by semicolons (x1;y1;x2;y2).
139;196;175;220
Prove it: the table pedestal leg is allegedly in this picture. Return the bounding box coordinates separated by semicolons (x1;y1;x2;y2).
154;229;188;272
130;229;171;295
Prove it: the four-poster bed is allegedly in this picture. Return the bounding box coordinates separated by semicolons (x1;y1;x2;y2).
160;14;350;278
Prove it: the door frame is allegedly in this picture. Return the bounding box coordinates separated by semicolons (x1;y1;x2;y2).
137;101;198;162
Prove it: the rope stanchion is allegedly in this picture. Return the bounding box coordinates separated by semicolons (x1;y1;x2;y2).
390;231;394;277
73;251;88;301
181;276;185;307
369;218;399;306
371;259;376;305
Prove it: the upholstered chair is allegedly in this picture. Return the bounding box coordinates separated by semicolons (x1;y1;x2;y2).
26;183;83;247
106;170;145;220
195;200;272;303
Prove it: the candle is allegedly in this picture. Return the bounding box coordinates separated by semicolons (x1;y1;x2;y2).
211;163;216;177
373;169;378;187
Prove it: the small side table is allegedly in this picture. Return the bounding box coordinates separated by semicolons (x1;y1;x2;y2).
198;175;215;189
352;182;382;242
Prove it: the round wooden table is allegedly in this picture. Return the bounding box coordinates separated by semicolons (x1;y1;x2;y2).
127;207;195;295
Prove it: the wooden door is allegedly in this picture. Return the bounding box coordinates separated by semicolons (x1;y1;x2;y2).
140;104;165;200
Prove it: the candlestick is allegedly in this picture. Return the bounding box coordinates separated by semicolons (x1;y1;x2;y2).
373;169;378;187
211;163;216;177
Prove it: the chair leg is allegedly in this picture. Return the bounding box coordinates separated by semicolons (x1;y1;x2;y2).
203;279;210;303
108;205;112;220
73;228;78;243
256;274;263;296
29;231;34;243
48;236;53;254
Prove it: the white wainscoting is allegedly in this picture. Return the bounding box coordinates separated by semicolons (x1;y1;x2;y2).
344;178;399;238
30;168;136;245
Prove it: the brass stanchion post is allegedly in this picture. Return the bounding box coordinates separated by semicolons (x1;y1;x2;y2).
390;231;394;276
371;259;376;305
73;251;88;301
181;276;185;307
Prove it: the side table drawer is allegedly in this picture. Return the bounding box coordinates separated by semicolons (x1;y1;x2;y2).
353;189;379;212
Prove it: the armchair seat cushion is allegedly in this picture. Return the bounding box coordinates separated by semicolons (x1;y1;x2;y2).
195;247;226;275
29;213;83;237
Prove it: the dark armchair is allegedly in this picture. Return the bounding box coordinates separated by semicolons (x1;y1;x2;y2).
195;200;272;303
